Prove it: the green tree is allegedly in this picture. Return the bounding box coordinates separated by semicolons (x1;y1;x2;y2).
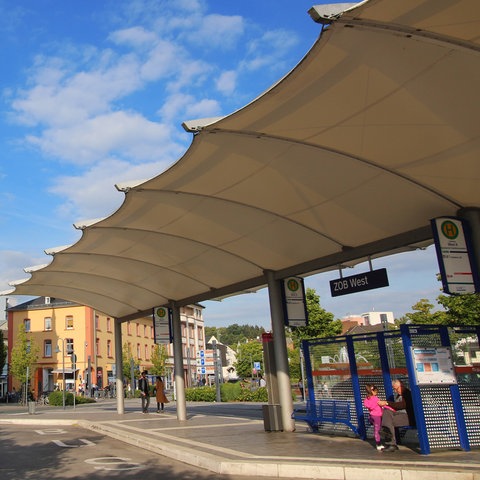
10;324;39;388
205;324;266;348
205;326;218;342
122;342;139;380
397;298;449;325
0;329;6;378
288;345;301;381
291;288;342;343
436;293;480;325
234;341;264;378
150;344;169;376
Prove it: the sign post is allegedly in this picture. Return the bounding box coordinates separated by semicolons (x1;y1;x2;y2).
282;276;308;327
431;217;479;294
153;307;172;344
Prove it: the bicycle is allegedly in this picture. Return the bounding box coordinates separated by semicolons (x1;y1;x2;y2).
36;393;50;406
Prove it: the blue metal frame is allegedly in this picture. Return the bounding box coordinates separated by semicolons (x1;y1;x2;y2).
400;324;430;454
439;326;470;452
346;335;366;439
293;326;479;455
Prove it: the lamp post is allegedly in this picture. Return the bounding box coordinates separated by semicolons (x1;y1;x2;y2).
55;338;66;409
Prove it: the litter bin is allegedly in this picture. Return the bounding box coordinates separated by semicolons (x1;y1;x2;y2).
28;401;36;415
262;404;283;431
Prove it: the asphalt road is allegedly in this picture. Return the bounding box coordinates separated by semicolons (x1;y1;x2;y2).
0;423;266;480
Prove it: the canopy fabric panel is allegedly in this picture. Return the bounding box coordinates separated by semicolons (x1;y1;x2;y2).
8;0;480;320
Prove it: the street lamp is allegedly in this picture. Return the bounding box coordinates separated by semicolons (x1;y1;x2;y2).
55;338;66;409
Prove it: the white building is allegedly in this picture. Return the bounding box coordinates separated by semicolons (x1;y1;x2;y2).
360;311;394;326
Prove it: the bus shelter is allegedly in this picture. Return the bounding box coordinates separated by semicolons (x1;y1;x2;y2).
300;324;480;455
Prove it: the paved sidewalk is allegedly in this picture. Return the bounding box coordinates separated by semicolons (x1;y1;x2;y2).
0;400;479;480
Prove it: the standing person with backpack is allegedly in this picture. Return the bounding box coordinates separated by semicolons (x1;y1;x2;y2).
138;371;150;414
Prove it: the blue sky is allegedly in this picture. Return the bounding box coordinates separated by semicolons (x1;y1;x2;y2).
0;0;444;328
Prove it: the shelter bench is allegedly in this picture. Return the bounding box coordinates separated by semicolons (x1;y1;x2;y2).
292;399;359;436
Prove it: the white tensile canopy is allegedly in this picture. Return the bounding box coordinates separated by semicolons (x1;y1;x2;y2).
6;0;480;320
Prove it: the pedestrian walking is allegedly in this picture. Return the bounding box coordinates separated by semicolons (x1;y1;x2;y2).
155;376;169;413
138;371;150;414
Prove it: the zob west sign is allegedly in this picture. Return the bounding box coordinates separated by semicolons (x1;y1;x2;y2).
329;268;389;297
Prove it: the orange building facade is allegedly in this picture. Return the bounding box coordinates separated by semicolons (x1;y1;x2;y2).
7;296;205;396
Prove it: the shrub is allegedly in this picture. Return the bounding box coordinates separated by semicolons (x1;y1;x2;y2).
236;386;268;402
220;381;241;401
185;386;216;401
184;383;269;402
48;391;95;406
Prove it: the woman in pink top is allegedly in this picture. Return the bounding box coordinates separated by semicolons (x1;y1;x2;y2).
364;384;386;451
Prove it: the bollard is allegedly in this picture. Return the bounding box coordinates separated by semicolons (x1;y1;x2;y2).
28;401;36;415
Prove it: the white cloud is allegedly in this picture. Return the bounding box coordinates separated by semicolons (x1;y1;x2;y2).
216;70;237;96
49;157;170;221
159;93;221;123
0;250;47;291
26;111;179;165
140;40;185;82
188;14;244;49
243;29;299;72
184;98;221;119
109;26;158;47
12;53;143;128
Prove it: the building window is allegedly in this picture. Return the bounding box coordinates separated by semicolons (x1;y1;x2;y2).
145;344;149;360
107;318;112;332
65;316;74;330
44;317;52;331
127;322;132;335
24;318;31;332
66;338;74;355
95;314;99;330
136;323;140;336
144;325;147;337
107;340;112;357
96;338;100;357
26;341;31;354
44;339;52;357
137;343;141;359
151;326;154;339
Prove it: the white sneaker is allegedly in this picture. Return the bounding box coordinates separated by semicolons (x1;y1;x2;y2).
376;445;385;451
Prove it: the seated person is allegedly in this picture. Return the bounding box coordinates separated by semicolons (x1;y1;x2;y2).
378;378;416;452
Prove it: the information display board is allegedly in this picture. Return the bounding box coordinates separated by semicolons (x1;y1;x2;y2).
411;346;457;385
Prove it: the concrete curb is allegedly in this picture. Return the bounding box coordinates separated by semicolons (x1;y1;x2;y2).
81;420;480;480
1;414;479;480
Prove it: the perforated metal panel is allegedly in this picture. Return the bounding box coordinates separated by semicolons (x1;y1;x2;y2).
420;386;460;448
459;384;480;447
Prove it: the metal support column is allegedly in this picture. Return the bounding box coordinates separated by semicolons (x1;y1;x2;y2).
265;270;295;432
114;319;125;414
171;302;187;421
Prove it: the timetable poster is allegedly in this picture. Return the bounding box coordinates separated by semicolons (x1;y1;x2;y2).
411;347;457;385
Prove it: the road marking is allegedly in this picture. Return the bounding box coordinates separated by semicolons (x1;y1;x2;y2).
85;457;142;471
35;429;68;435
52;439;95;448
